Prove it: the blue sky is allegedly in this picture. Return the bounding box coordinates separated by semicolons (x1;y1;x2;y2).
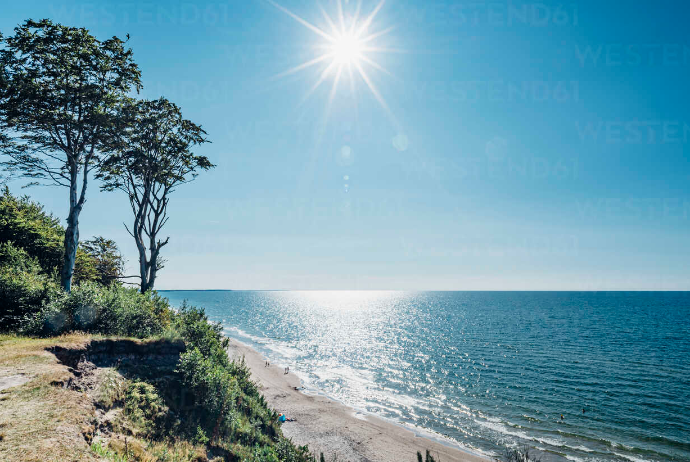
2;0;689;290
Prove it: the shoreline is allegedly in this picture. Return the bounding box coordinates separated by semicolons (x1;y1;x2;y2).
226;337;491;462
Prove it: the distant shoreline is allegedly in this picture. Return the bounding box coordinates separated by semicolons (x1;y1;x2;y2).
226;336;491;462
160;289;690;292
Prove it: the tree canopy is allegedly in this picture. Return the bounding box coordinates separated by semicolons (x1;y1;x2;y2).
0;19;141;291
98;97;213;292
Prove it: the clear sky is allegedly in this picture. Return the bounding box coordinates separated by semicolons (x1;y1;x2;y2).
2;0;689;290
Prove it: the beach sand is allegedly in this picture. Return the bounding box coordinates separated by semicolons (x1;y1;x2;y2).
227;338;490;462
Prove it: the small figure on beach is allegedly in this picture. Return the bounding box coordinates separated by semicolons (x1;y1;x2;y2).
278;413;296;422
284;366;290;375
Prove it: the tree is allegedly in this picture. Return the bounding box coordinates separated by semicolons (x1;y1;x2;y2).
0;186;64;272
0;19;141;292
98;98;212;293
79;236;125;286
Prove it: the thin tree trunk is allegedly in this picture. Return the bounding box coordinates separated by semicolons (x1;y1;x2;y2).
147;249;158;292
61;168;81;292
136;230;149;294
61;206;79;292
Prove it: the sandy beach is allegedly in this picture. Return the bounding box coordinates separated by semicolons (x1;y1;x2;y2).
227;338;490;462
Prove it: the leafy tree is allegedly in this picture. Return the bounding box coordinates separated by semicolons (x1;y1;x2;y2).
0;241;60;331
72;246;98;285
79;236;125;286
99;98;212;293
0;186;63;272
0;19;141;292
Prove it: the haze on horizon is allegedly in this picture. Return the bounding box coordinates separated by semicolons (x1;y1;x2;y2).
2;0;688;291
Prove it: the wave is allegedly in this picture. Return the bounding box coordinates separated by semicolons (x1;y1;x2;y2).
166;290;690;462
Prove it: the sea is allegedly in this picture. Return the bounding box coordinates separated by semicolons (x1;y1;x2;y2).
159;290;690;462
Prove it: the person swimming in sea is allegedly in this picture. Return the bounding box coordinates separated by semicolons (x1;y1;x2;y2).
560;414;564;420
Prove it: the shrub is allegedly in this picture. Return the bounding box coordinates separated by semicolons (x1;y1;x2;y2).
124;381;170;438
79;237;125;286
22;283;172;337
0;187;63;273
172;302;229;364
171;304;313;461
0;242;60;331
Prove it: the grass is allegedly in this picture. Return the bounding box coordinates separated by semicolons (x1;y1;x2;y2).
0;334;99;462
0;334;213;462
91;440;129;462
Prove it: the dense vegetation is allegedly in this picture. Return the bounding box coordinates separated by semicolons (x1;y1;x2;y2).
0;188;316;461
0;18;306;460
0;19;212;294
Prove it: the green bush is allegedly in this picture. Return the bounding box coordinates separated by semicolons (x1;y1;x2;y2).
22;283;172;337
172;302;229;364
0;187;64;273
0;242;60;331
124;381;170;438
171;304;313;461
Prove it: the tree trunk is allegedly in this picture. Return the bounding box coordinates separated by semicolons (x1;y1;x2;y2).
136;234;149;294
147;252;158;292
61;171;81;292
61;207;80;292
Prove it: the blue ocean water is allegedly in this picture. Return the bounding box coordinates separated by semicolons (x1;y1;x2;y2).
160;291;690;462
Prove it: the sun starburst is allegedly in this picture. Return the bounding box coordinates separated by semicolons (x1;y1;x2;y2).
268;0;399;126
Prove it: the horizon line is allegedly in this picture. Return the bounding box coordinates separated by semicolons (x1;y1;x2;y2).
156;289;690;292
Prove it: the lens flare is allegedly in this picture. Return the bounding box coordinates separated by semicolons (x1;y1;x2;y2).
268;0;400;129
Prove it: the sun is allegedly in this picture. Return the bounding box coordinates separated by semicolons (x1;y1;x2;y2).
268;0;400;125
332;33;363;65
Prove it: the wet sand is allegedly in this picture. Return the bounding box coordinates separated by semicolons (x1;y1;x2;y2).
227;338;490;462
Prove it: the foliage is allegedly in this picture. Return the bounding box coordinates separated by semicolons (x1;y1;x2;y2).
98;97;213;293
0;187;63;272
73;247;99;285
91;440;129;462
0;19;142;291
172;304;313;461
124;381;169;438
21;282;172;337
80;237;126;286
0;188;126;330
0;242;60;331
